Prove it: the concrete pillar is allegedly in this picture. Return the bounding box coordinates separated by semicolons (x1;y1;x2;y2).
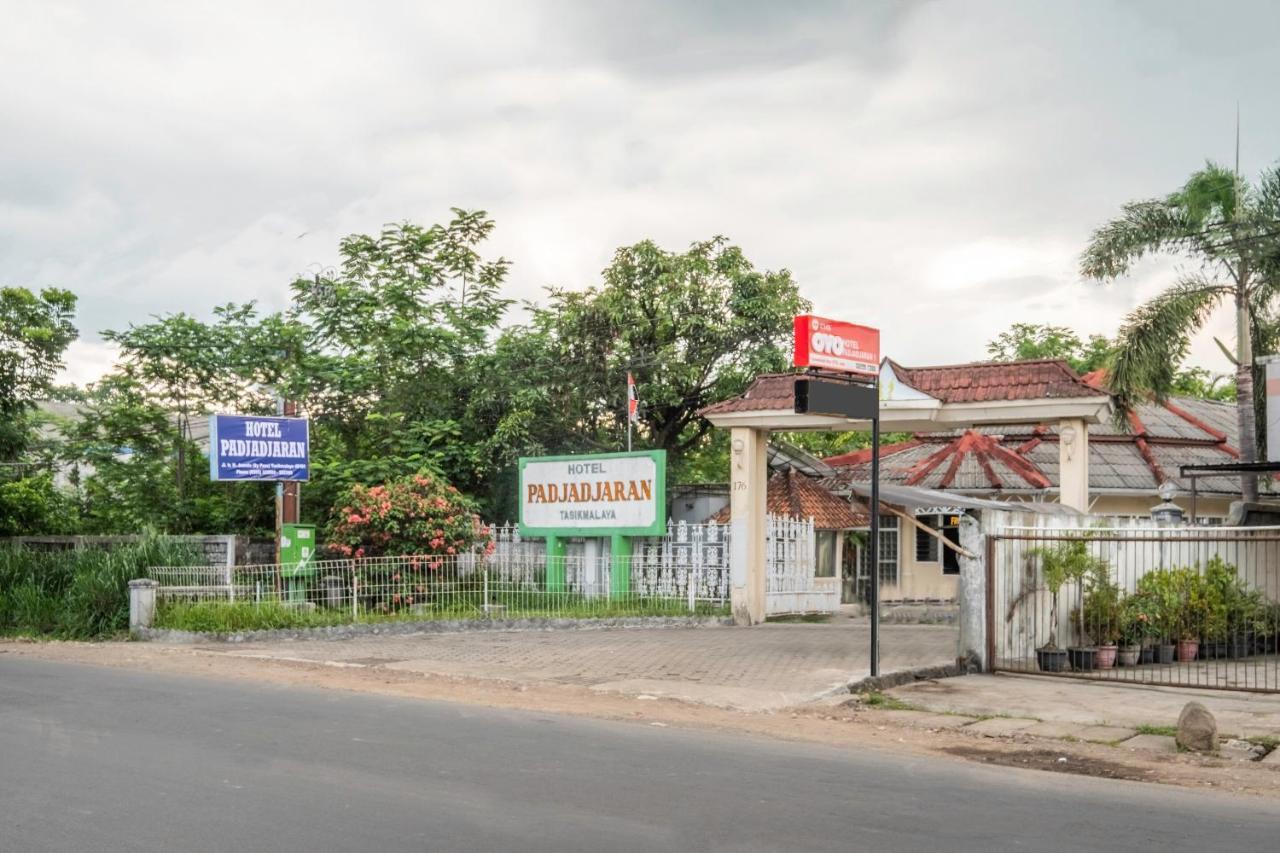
729;426;768;625
956;516;986;671
1058;418;1090;513
128;579;159;635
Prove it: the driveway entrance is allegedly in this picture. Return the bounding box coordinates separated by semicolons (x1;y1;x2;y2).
187;616;960;711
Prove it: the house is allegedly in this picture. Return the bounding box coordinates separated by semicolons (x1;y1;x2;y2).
818;361;1274;603
710;469;867;580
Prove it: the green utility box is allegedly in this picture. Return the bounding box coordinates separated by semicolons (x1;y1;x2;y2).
279;523;316;603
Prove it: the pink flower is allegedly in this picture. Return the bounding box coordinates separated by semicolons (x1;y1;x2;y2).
355;547;365;559
348;513;362;523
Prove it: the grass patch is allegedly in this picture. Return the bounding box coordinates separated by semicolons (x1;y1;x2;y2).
1136;724;1178;738
860;691;920;711
0;537;203;639
154;593;729;634
1244;735;1279;751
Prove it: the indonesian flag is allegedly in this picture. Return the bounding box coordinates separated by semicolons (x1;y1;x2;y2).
627;372;639;422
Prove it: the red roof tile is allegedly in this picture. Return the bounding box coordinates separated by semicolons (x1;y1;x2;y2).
889;358;1101;403
712;470;868;529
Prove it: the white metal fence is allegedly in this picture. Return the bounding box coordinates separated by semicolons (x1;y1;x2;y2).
149;514;831;626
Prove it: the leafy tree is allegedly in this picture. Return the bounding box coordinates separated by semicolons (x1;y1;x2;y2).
986;323;1114;374
986;322;1234;401
1080;162;1280;500
533;237;808;463
0;287;77;461
288;211;512;518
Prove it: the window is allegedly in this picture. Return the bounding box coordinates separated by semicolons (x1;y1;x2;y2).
878;515;899;585
815;531;837;577
915;515;939;563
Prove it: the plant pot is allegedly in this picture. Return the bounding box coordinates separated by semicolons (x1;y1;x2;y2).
1096;644;1118;669
1068;647;1097;672
1139;646;1156;664
1157;644;1176;665
1203;641;1226;660
1227;638;1251;658
1118;645;1140;667
1036;647;1070;673
1176;639;1199;662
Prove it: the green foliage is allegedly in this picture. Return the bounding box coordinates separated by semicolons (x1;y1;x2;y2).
987;323;1114;374
155;600;354;633
1079;161;1280;492
531;236;808;457
0;473;79;536
1078;564;1124;645
0;286;78;461
1029;540;1109;648
0;537;203;638
323;473;484;559
1135;567;1209;642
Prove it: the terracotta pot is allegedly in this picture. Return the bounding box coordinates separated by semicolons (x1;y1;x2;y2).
1176;639;1199;662
1095;644;1118;669
1117;645;1140;667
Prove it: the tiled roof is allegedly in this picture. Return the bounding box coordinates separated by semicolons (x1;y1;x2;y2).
889;358;1102;403
699;373;797;416
712;470;869;529
824;394;1266;497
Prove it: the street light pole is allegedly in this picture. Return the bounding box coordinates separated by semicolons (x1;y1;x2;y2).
869;386;880;677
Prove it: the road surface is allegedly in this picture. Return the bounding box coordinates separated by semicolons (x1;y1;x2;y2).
0;658;1273;852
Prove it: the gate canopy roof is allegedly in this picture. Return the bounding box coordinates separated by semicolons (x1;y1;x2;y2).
700;359;1111;432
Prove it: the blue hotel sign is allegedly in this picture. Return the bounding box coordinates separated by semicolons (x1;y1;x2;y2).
208;414;310;482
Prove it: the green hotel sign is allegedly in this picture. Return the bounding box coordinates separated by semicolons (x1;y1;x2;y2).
518;450;667;538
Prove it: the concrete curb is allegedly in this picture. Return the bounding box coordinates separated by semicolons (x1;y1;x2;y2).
133;614;736;644
844;653;981;695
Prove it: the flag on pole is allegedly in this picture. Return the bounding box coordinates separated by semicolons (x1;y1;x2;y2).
627;372;639;423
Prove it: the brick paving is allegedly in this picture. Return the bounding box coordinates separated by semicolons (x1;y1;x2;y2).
192;618;959;710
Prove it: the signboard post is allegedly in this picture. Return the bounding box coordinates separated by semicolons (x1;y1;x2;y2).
792;314;881;675
209;412;310;566
518;450;666;599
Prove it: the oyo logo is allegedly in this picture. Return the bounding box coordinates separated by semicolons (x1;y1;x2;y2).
811;331;853;356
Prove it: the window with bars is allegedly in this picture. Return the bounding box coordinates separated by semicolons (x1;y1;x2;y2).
915;514;939;563
878;515;899;585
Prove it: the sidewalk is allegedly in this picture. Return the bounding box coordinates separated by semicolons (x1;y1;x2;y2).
890;672;1280;737
178;618;959;711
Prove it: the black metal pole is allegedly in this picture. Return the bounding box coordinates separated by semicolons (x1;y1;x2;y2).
870;404;880;677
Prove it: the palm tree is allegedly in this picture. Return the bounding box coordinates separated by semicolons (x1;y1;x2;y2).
1081;162;1280;502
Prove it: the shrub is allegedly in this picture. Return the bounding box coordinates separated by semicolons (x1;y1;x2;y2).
0;536;203;639
324;472;487;560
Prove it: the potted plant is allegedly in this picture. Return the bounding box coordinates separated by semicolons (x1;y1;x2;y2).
1079;564;1123;668
1031;540;1108;672
1118;593;1155;666
1136;569;1178;664
1028;542;1078;672
1171;568;1208;662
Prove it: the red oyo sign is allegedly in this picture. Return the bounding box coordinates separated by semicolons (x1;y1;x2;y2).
793;315;880;377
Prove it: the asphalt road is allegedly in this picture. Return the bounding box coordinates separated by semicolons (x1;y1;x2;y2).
0;659;1274;853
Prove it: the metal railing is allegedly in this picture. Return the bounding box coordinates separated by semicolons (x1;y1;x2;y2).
150;553;730;628
990;526;1280;692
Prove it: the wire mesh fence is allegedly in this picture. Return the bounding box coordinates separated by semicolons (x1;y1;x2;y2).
991;526;1280;692
150;553;730;630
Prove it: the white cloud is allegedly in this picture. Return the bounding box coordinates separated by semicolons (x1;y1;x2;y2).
8;0;1280;388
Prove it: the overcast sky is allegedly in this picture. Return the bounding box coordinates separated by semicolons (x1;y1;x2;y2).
5;0;1279;385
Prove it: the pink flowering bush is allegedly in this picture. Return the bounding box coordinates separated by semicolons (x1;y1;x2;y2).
324;473;485;560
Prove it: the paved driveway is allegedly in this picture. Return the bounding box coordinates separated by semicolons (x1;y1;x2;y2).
188;617;959;711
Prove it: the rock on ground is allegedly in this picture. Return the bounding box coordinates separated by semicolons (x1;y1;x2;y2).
1176;701;1218;754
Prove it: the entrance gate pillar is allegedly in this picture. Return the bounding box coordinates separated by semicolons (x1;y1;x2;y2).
729;426;768;625
1058;418;1090;512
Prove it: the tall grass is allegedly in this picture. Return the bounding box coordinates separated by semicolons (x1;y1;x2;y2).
0;537;204;639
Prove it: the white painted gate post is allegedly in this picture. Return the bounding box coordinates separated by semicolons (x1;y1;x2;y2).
729;426;768;625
